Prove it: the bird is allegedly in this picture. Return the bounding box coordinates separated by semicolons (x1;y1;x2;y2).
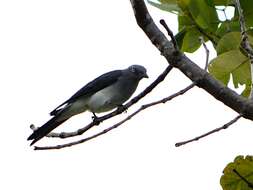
27;65;148;145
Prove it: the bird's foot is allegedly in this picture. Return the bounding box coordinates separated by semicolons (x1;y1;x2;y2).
92;112;97;119
116;105;127;113
92;113;100;125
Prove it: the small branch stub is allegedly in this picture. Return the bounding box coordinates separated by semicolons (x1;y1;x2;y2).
160;19;178;51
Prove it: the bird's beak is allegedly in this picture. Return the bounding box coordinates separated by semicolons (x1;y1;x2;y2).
143;73;149;78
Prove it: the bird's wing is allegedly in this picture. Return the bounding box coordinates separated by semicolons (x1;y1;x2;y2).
50;70;122;116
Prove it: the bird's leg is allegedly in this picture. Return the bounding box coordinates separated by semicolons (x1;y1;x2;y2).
92;112;98;120
116;104;127;113
91;112;100;125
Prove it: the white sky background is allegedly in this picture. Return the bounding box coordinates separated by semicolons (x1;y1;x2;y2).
1;1;253;190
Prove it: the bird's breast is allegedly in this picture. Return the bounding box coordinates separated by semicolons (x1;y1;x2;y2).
87;79;138;113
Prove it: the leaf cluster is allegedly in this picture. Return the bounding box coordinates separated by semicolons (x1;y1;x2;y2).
148;0;253;96
221;156;253;190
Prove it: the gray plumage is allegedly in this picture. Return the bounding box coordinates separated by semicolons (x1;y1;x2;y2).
27;65;148;145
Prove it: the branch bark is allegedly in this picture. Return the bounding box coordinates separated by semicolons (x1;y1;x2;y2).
235;0;253;98
130;0;253;121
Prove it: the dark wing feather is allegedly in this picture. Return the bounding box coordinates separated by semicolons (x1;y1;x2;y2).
50;70;122;116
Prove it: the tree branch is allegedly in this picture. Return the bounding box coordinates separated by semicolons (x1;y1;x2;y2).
31;65;173;139
235;0;253;98
175;114;242;147
34;82;195;150
130;0;253;120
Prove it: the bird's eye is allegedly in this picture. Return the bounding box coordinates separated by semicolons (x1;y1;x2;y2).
130;66;136;73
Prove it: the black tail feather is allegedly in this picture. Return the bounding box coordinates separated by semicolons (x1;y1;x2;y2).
27;117;67;146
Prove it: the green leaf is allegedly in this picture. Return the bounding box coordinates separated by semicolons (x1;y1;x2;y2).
233;0;253;28
208;50;251;96
240;0;253;27
147;0;181;13
212;0;232;5
178;14;195;31
177;0;188;11
175;28;187;50
231;57;250;88
181;27;202;52
216;31;253;55
178;0;219;32
216;20;240;37
178;14;202;52
248;29;253;37
241;83;251;97
221;156;253;190
216;32;242;55
159;0;177;3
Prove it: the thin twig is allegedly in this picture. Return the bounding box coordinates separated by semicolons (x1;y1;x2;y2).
30;65;173;139
175;115;242;147
34;82;195;150
235;0;253;98
199;36;210;71
222;8;228;21
233;169;253;189
175;35;240;148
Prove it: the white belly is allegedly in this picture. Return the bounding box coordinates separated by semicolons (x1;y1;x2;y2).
87;85;121;113
87;78;139;113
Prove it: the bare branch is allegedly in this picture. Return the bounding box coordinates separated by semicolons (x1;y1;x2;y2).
233;169;253;189
175;115;242;147
235;0;253;98
34;83;195;150
130;0;253;120
199;36;210;71
235;0;253;56
30;65;173;139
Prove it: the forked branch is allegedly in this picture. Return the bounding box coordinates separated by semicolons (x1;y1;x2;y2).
129;0;253;120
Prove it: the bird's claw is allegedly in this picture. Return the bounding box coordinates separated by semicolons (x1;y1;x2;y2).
92;115;97;120
92;113;102;125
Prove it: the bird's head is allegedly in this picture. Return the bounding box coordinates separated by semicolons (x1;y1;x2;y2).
127;65;148;80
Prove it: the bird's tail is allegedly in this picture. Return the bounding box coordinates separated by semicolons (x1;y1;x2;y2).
27;116;67;146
